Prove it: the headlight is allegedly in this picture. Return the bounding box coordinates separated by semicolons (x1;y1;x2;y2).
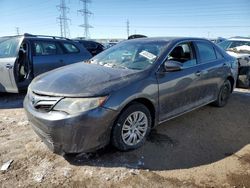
53;96;107;114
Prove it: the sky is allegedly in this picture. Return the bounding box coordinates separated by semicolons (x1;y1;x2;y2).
0;0;250;39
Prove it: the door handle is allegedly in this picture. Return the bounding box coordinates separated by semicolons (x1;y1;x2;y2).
6;64;13;69
195;71;201;76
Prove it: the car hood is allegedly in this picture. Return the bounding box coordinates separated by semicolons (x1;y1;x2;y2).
227;51;250;59
30;62;142;97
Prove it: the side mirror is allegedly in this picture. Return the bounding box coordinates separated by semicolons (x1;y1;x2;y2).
164;60;182;72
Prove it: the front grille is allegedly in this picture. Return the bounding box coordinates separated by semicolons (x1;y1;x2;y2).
29;91;62;112
35;104;54;112
34;100;58;112
35;105;51;111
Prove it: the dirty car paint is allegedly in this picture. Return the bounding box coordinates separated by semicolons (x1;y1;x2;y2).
24;37;238;154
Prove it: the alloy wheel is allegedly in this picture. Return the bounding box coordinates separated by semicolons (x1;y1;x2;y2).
121;111;148;146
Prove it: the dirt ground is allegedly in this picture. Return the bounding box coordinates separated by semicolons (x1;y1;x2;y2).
0;89;250;188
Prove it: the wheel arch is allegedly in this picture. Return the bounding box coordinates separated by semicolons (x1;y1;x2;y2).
227;76;235;92
116;97;156;128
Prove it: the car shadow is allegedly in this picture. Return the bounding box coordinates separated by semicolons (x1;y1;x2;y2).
0;91;26;109
65;92;250;171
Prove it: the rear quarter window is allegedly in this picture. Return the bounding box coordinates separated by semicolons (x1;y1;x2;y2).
196;41;217;63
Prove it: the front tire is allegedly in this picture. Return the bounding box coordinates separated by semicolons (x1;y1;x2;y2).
213;80;232;107
111;103;152;151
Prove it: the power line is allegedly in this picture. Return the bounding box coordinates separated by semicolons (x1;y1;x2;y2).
57;0;71;38
94;25;250;29
15;27;20;35
78;0;93;39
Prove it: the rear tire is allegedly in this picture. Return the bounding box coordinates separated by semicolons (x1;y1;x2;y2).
111;103;152;151
213;80;232;107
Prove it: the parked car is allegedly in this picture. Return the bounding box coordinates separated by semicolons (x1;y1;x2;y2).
0;34;92;93
128;34;147;40
24;37;238;154
218;37;250;50
210;37;226;44
105;41;118;49
218;37;250;88
74;39;104;56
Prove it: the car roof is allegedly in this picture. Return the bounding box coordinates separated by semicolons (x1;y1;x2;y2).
74;39;101;44
0;35;212;44
125;37;212;43
0;34;73;42
227;37;250;41
74;39;95;42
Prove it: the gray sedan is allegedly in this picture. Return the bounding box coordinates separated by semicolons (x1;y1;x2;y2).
24;37;238;154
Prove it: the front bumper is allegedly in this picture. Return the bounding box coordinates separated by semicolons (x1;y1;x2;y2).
24;96;117;154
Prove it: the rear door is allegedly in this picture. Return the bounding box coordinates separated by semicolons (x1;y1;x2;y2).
32;40;65;77
194;40;227;101
0;37;23;93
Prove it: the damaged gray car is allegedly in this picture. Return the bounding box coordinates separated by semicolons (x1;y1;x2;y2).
24;37;238;154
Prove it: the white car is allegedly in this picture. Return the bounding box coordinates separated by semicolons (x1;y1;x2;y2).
218;38;250;88
218;37;250;50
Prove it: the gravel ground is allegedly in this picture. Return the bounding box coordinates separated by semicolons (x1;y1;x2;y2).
0;89;250;187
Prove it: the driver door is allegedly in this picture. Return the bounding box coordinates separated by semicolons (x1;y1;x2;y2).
156;42;203;121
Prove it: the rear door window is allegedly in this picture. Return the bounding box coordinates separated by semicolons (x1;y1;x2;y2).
62;42;80;53
33;41;63;56
196;41;217;63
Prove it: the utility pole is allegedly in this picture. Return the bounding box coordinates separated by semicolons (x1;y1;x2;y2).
126;19;130;38
15;27;20;35
57;0;71;38
207;31;210;39
78;0;93;39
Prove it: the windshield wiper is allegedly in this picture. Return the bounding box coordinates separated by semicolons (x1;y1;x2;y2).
103;63;128;69
112;64;128;69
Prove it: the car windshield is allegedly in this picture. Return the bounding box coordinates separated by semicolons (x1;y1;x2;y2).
218;40;250;50
0;37;20;58
218;40;231;50
90;40;167;70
